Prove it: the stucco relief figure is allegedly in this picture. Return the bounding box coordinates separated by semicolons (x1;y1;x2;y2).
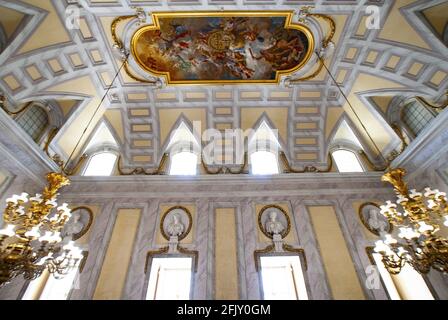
265;210;285;235
367;208;388;233
166;212;185;237
61;214;84;240
359;203;392;236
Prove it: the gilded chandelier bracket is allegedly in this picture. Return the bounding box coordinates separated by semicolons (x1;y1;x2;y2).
1;172;84;287
375;168;448;274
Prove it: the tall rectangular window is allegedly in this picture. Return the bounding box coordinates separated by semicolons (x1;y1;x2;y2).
146;257;193;300
260;255;308;300
371;252;434;300
22;268;79;300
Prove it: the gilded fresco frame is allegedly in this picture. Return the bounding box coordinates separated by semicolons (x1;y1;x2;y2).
130;11;315;85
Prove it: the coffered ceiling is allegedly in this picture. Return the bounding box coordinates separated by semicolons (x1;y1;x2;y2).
0;0;447;170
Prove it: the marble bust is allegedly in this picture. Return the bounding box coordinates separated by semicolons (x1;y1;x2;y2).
62;213;84;240
367;208;388;233
265;210;285;235
166;212;185;237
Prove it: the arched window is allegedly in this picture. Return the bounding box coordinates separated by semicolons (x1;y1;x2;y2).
250;151;279;175
169;151;198;176
332;149;364;173
15;104;49;143
83;152;117;176
401;100;436;137
167;122;199;176
249;121;280;175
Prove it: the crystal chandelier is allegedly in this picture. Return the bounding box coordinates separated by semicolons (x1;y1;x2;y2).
0;41;129;288
0;172;83;287
374;168;448;274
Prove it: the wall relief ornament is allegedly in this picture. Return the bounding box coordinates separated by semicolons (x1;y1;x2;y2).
60;206;93;241
161;206;192;241
359;202;393;236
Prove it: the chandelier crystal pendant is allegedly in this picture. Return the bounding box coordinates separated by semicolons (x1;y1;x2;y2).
0;172;83;287
374;168;448;274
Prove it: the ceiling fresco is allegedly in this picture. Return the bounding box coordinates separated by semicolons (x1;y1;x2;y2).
131;12;314;84
0;1;446;171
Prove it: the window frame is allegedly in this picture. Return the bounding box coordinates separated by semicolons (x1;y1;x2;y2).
330;147;366;173
255;251;310;300
14;103;51;145
81;149;119;177
143;251;198;300
399;97;438;140
365;247;438;300
249;150;281;175
168;148;199;176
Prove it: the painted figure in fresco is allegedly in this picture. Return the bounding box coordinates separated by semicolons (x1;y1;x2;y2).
134;16;309;81
249;35;305;71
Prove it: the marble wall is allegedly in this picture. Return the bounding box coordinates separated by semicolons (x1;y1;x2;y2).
1;109;448;300
3;171;447;300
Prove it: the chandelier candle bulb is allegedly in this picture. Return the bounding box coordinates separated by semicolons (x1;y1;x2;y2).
24;226;41;239
384;234;398;245
424;188;437;197
38;231;54;243
417;222;435;233
398;227;420;240
0;225;16;237
379;168;448;274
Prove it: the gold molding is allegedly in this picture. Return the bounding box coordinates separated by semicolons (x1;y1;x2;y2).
280;151;333;173
70;206;94;241
258;204;291;240
160;205;193;241
201;152;249;175
111;15;136;51
358;150;388;172
0;100;33;116
414;93;448;112
79;251;89;273
130;11;315;85
144;246;169;274
61;153;88;176
117;153;168;175
111;15;158;85
289;10;336;83
178;245;199;272
43;127;59;156
144;245;198;273
254;243;307;271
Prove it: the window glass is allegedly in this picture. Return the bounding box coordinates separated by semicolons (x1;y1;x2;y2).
251;151;279;175
332;150;364;173
16;105;49;142
372;252;434;300
260;256;308;300
146;257;192;300
169;152;197;175
83;152;117;176
402;101;435;136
